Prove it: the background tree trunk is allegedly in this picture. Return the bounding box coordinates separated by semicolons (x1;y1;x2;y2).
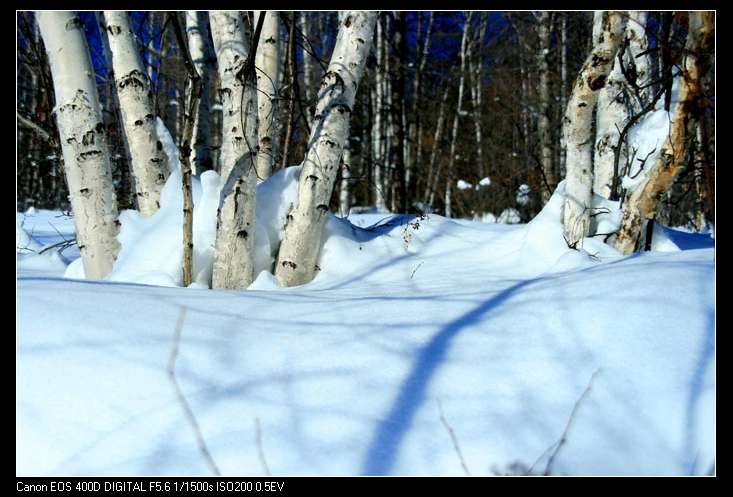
38;11;120;279
186;10;217;175
275;11;377;287
537;11;555;204
254;11;281;180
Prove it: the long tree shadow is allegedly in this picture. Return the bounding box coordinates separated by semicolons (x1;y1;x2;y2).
360;276;540;475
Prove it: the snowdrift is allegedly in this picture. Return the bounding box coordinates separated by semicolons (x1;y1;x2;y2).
17;122;715;474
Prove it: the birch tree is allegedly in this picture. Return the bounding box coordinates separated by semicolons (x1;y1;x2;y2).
537;11;555;204
592;13;630;200
372;16;387;212
254;11;281;180
615;12;713;254
104;11;169;217
445;11;473;218
562;11;625;247
186;10;217;175
37;11;120;278
275;11;378;287
209;11;259;289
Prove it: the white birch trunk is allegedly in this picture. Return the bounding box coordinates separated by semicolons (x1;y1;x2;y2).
592;12;630;200
209;11;259;289
445;12;473;218
538;11;555;204
372;17;386;212
103;11;169;217
627;11;651;107
562;11;625;246
560;14;568;177
339;138;352;216
470;12;487;180
300;12;315;129
254;11;281;180
38;11;120;279
186;10;217;175
275;11;377;287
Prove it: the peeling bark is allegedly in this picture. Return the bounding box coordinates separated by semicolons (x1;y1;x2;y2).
104;11;169;217
275;11;377;287
38;11;120;279
615;12;713;254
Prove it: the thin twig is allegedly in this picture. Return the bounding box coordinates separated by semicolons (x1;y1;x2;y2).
254;417;271;476
437;398;471;476
544;369;601;475
168;308;221;476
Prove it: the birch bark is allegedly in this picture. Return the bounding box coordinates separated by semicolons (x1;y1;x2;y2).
209;11;259;289
38;11;120;278
562;11;624;247
275;11;377;287
104;11;169;217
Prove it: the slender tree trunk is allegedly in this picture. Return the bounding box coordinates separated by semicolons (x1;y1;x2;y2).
254;11;281;180
281;11;297;168
615;12;713;254
470;12;488;181
538;11;556;204
275;11;377;287
424;84;450;205
560;13;568;179
445;12;473;218
339;138;352;216
104;11;170;217
299;12;315;129
372;16;386;212
209;11;259;289
562;11;625;247
38;11;120;278
186;10;217;175
392;12;407;212
413;12;433;201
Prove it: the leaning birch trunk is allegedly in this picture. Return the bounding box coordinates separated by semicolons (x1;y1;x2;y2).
445;11;473;218
592;12;630;200
103;11;169;217
275;11;377;287
186;10;217;175
615;11;713;254
254;11;281;180
37;11;120;278
562;11;624;247
537;11;555;204
209;11;259;289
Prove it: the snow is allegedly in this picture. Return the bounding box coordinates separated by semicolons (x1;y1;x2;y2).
456;179;473;190
17;122;715;475
479;177;491;187
498;208;521;224
516;184;531;206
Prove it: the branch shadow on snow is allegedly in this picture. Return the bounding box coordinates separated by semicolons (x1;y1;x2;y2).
360;277;540;475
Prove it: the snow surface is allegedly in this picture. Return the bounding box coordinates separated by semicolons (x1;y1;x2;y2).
17;167;715;475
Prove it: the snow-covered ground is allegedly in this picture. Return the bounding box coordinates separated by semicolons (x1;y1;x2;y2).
17;200;714;476
17;122;715;476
